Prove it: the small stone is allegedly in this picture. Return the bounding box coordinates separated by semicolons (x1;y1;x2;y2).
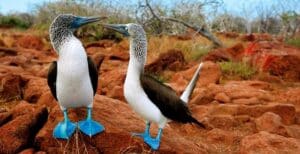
214;92;231;103
255;112;288;136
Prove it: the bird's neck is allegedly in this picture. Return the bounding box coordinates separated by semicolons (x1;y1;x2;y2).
127;37;147;80
50;27;73;52
58;36;87;62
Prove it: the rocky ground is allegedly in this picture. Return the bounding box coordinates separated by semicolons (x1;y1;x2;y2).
0;30;300;154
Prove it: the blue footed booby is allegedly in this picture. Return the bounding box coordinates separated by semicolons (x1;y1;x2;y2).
103;23;205;150
48;14;106;139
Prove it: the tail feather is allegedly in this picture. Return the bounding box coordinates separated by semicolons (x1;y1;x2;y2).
190;116;205;128
180;63;204;103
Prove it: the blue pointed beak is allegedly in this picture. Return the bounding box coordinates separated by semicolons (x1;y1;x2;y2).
71;16;106;28
102;24;130;36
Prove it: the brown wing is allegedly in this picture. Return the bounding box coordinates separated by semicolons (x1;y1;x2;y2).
87;56;98;95
140;74;204;127
47;61;57;100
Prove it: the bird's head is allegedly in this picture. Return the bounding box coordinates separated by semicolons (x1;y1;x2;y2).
102;23;145;38
49;14;106;52
50;14;105;32
102;23;147;66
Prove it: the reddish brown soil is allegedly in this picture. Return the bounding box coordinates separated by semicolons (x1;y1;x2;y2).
0;30;300;153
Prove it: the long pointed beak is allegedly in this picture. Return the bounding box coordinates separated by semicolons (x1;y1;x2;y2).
79;16;107;25
102;24;129;36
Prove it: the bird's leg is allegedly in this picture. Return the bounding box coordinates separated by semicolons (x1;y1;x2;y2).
132;121;163;149
78;107;104;137
53;109;76;139
144;128;163;150
132;121;151;138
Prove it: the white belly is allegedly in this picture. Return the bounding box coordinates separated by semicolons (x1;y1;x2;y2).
56;37;94;110
124;66;168;128
56;68;93;109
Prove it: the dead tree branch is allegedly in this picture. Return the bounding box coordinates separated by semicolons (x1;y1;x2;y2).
144;0;223;47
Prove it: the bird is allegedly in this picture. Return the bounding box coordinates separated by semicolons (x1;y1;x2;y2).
102;23;205;150
48;14;106;139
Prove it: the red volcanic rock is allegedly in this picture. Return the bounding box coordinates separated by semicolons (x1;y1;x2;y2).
35;64;50;78
99;68;126;95
196;61;221;87
209;103;296;125
36;91;57;110
0;112;12;126
275;87;300;110
11;101;37;118
285;125;300;139
19;148;35;154
23;78;48;103
91;52;105;70
0;107;7;113
203;40;300;81
145;49;186;73
232;97;260;105
35;95;208;153
202;48;231;62
240;131;300;154
16;35;44;50
0;64;25;75
0;74;24;102
191;81;272;106
208;115;235;130
168;73;188;94
240;34;256;42
0;54;29;67
214;92;231;103
169;61;221;95
85;40;114;49
255;112;288;136
108;48;129;61
206;128;237;144
190;88;214;105
246;41;300;81
106;85;125;101
204;128;241;153
203;43;245;62
226;43;245;61
267;55;300;81
1;35;16;48
222;81;273;102
241;33;273;42
0;104;48;154
0;38;5;46
2;30;300;153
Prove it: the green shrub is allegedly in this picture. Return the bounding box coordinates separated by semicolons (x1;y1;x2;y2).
219;61;257;79
0;14;33;29
175;43;211;61
285;37;300;48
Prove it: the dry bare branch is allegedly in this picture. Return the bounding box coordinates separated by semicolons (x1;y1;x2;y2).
144;0;223;47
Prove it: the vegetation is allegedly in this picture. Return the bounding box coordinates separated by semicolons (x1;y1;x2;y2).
285;37;300;48
0;14;33;29
0;0;298;41
219;61;257;80
175;43;211;61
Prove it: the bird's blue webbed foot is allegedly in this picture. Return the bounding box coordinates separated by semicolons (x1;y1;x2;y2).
144;128;163;150
132;122;163;150
53;110;76;139
78;108;104;137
